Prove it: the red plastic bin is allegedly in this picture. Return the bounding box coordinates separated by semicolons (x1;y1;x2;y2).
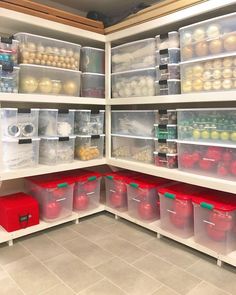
159;183;204;238
192;191;236;254
0;192;39;232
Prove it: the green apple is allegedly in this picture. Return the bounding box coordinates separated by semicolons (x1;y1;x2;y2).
220;131;230;141
201;130;210;139
230;132;236;142
192;129;200;140
210;130;220;140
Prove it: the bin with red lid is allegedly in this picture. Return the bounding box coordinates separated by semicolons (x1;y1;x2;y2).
192;191;236;254
0;192;39;232
158;183;204;238
127;176;171;222
26;175;74;222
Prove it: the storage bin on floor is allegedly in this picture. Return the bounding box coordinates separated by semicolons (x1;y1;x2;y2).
26;176;74;222
111;38;155;73
112;68;156;98
3;138;40;170
156;49;180;65
154;152;178;169
177;108;236;144
178;141;236;181
81;73;105;98
156;32;180;50
179;12;236;62
154;124;177;139
19;64;81;96
0;65;19;93
155;80;181;95
0;192;39;232
75;134;104;160
156;64;180;80
111;110;156;137
1;108;39;138
192;191;236;254
39;136;75;165
14;32;81;70
158;183;204;238
81;47;105;74
74;110;104;135
0;37;18;66
155;110;177;125
111;134;154;164
38;109;75;137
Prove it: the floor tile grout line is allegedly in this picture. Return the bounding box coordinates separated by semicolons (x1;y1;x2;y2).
38;283;66;295
1;266;27;295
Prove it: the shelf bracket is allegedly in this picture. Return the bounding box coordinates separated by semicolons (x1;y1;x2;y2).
7;239;13;247
74;218;79;225
115;214;120;220
157;233;161;239
217;258;223;267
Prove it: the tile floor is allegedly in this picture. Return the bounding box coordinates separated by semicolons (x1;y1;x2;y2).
0;212;235;295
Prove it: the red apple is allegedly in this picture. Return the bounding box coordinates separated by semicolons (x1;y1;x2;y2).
174;199;193;218
222;151;233;163
73;194;89;210
230;160;236;176
138;201;156;220
170;213;188;228
206;146;222;162
52;188;65;200
180;153;195;169
83;181;97;193
209;211;233;231
110;192;126;208
44;201;61;220
207;224;226;242
217;164;229;176
192;151;201;163
199;158;214;171
114;181;127;194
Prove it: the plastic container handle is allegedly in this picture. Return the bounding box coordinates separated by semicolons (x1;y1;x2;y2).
164;192;175;199
130;182;139;188
106;175;114;180
200;202;214;210
57;182;68;188
88;176;97;181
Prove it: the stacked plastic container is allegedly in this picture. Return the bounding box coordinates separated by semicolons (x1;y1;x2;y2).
74;109;105;161
14;32;81;96
155;32;181;95
153;110;178;168
38;109;75;165
80;47;105;98
179;12;236;93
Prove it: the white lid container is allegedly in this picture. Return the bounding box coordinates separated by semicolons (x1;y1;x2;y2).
75;134;105;160
81;47;105;74
81;73;105;98
0;64;19;93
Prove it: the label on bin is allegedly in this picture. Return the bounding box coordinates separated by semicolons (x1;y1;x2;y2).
19;215;29;222
58;109;69;114
159;64;168;70
2;64;13;72
18;139;32;144
59;137;69;141
159;33;169;39
1;37;13;44
160;49;169;54
18;108;31;114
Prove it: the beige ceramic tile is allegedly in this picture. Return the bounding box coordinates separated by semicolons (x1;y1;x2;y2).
0;276;24;295
40;283;75;295
87;212;116;228
152;285;181;295
78;279;126;295
45;224;79;244
186;281;229;295
96;257;161;295
0;242;30;266
45;252;103;293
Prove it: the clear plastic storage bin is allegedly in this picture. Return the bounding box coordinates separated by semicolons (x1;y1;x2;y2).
192;191;236;254
74;110;104;135
19;64;81;96
0;65;19;93
154;152;178;169
38;109;75;137
155;110;177;125
39;136;75;165
3;138;40;170
89;110;105;135
81;73;105;98
155;79;181;95
75;134;104;160
111;38;155;73
179;12;236;62
26;175;74;222
154;139;177;153
111;110;155;137
156;49;180;65
156;32;180;50
154;124;177;139
14;32;81;70
181;55;236;93
0;37;18;66
112;68;156;98
156;64;180;80
81;47;105;74
177;108;236;144
158;183;204;238
111;134;154;164
0;108;39;138
178;141;236;181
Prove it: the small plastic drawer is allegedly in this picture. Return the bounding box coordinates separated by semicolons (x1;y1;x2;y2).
181;56;236;93
14;32;81;70
156;64;180;80
180;12;236;62
0;108;39;138
154;152;178;169
178;141;236;181
177;108;236;144
38;109;75;137
158;183;204;238
81;73;105;98
154;139;177;153
26;176;74;222
192;191;236;254
156;32;180;50
19;64;81;96
74;110;91;135
156;49;180;65
89;110;105;135
155;80;181;95
2;138;40;170
155;110;177;125
111;134;154;164
81;47;105;74
0;65;19;93
39;136;75;165
111;38;156;73
112;68;156;98
0;37;18;66
75;134;104;161
154;124;177;139
111;110;155;137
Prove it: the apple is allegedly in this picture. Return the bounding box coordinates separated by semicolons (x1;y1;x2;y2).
209;211;233;231
137;201;156;220
180;153;195;169
230;160;236;176
114;181;127;194
110;192;126;208
199;158;213;171
192;129;201;140
201;130;210;140
44;201;61;220
230;132;236;142
222;151;233;163
217;164;229;176
83;181;97;193
192;151;201;163
220;131;230;141
211;130;220;140
170;213;188;229
207;224;226;242
174;199;193;218
73;194;89;210
206;146;222;162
